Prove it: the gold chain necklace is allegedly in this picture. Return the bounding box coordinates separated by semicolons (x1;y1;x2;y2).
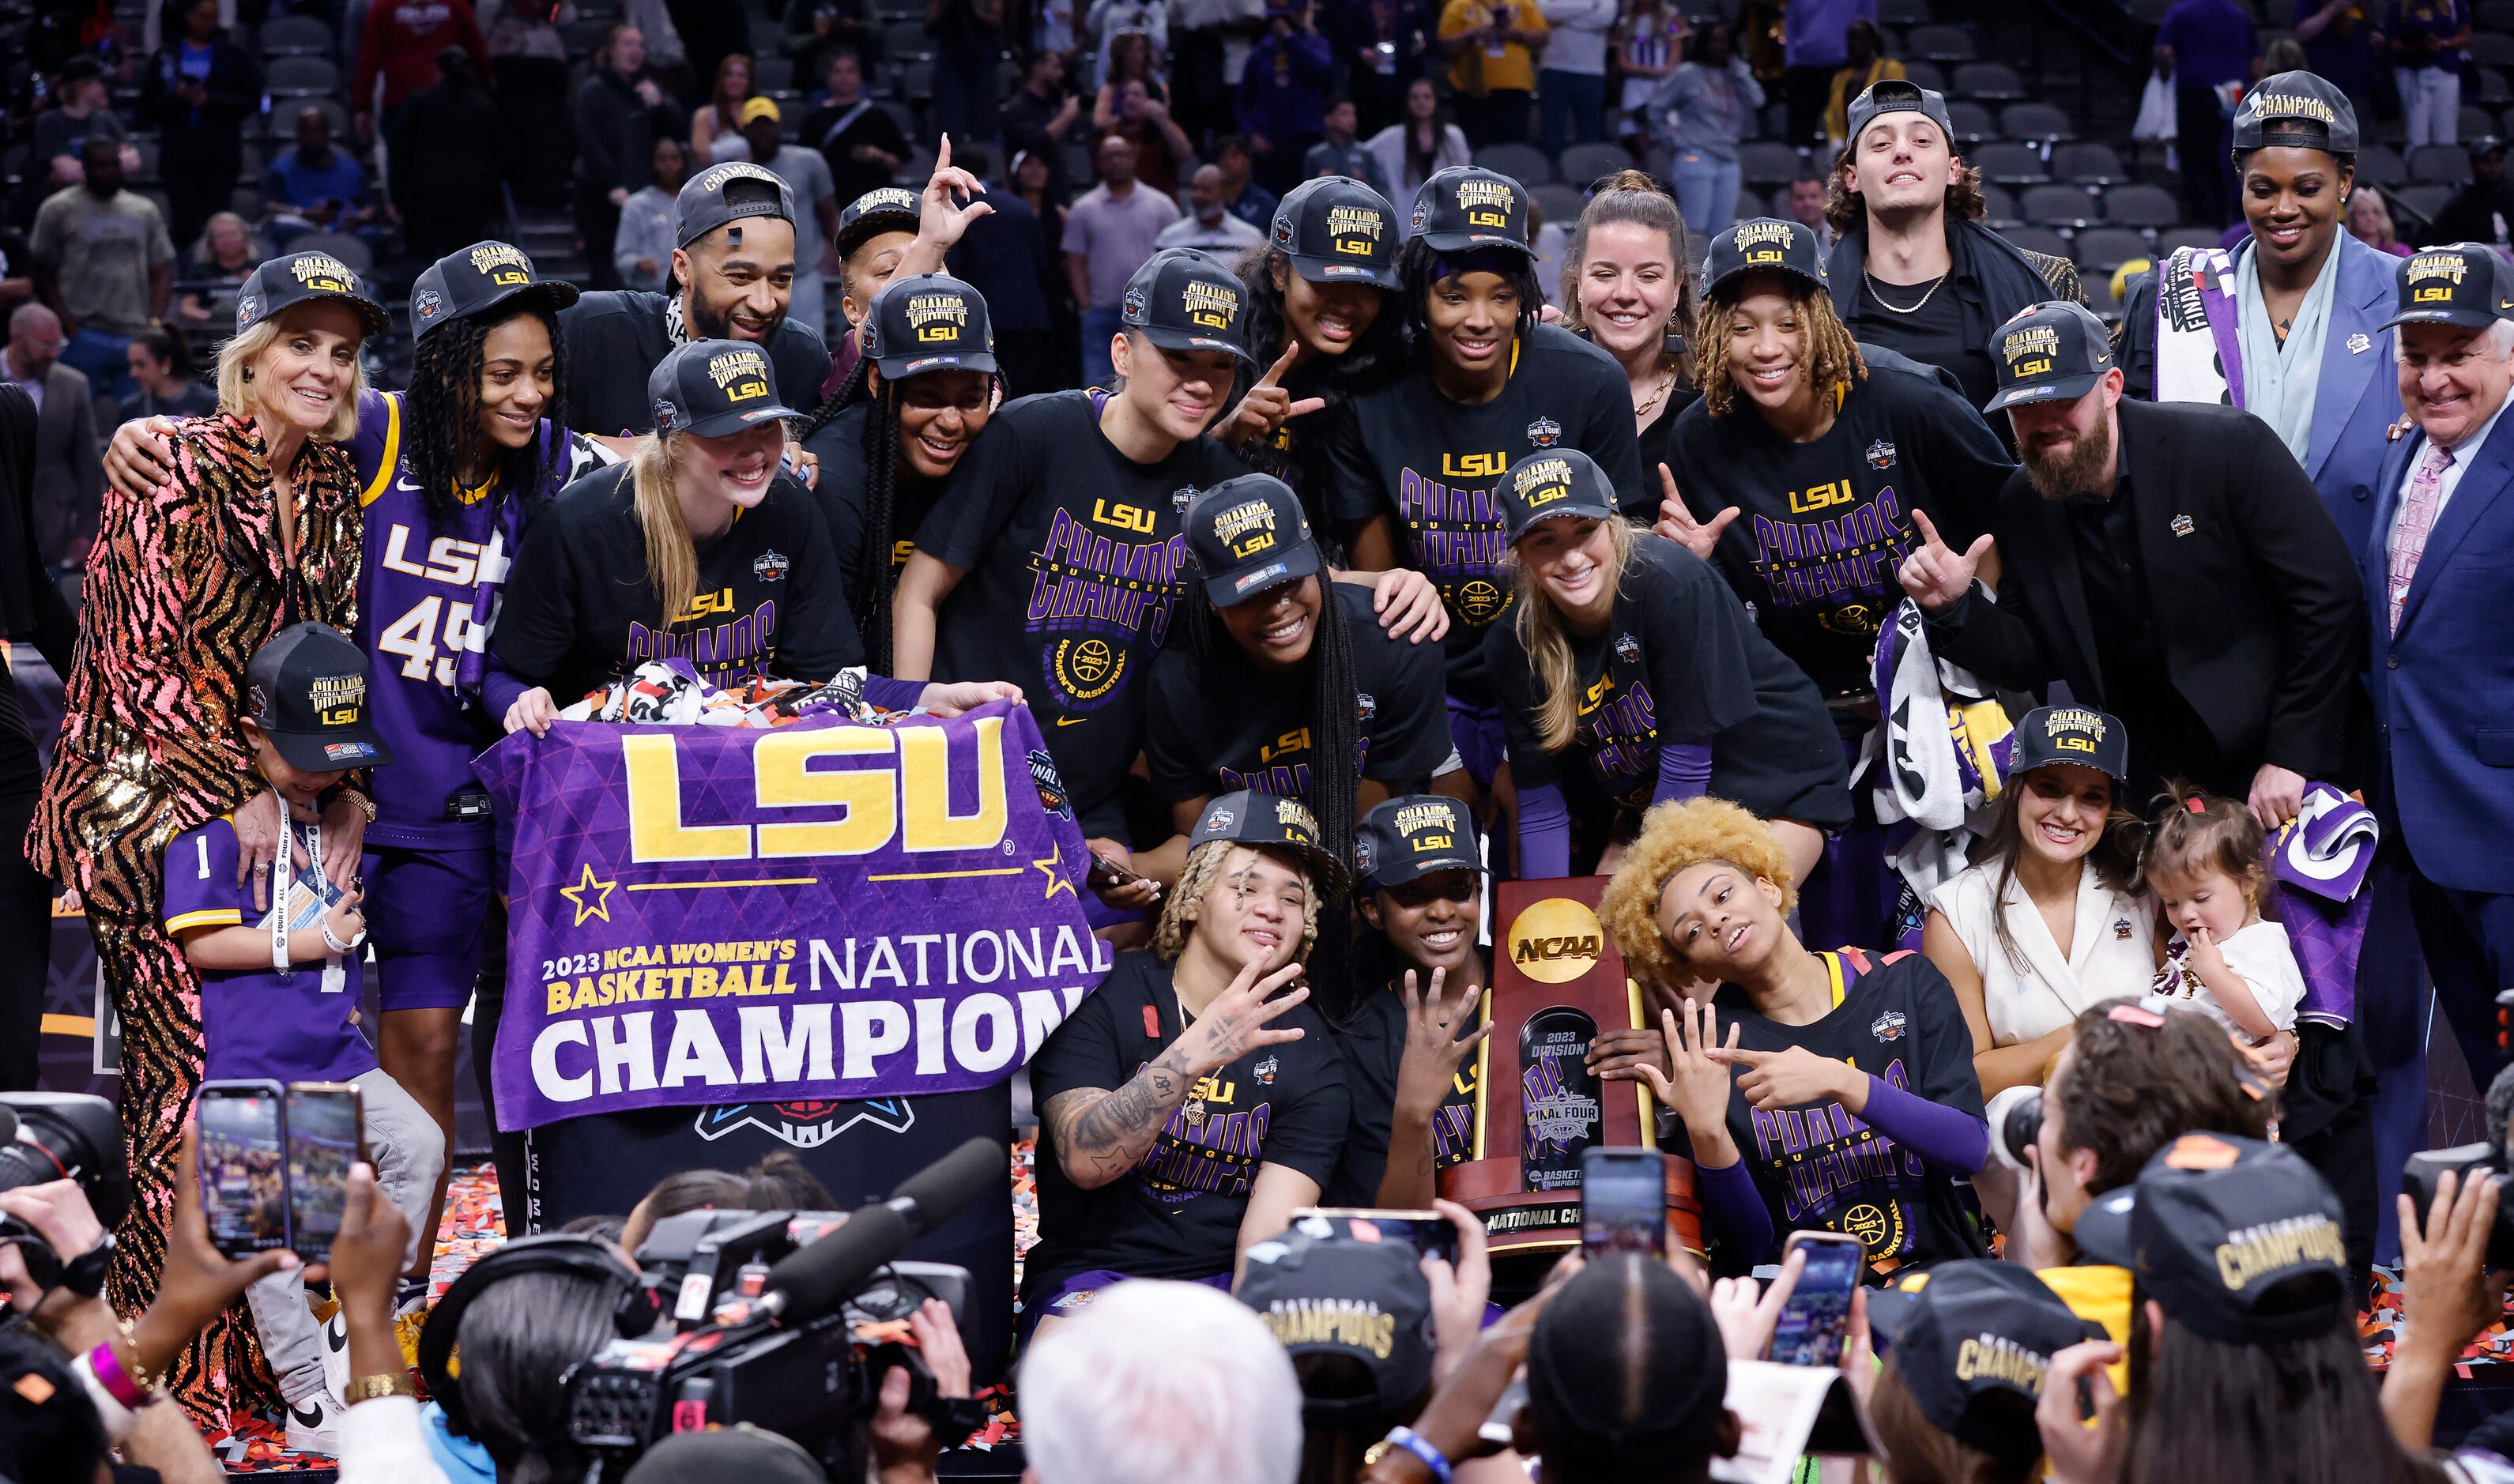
1633;366;1679;420
1863;268;1947;315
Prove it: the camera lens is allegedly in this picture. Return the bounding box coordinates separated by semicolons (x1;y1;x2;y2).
1985;1085;2043;1173
0;1094;130;1227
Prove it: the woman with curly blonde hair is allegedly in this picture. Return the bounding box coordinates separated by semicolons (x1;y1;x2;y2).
1020;790;1353;1348
1600;797;1992;1276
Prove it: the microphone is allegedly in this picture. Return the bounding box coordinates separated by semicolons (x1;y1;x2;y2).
759;1137;1004;1322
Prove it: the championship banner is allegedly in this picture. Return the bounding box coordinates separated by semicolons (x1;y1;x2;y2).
475;699;1106;1132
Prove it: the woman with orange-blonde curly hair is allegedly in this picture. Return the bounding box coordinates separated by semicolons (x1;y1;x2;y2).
1597;797;1991;1277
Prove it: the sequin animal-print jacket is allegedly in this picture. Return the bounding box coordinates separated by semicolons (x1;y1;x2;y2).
28;412;365;919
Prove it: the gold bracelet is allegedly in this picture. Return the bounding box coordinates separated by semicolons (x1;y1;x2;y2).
348;1371;416;1403
115;1318;166;1399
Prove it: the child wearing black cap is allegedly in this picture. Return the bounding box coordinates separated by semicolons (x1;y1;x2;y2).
1484;447;1848;882
1322;166;1653;820
1023;790;1352;1344
160;622;445;1451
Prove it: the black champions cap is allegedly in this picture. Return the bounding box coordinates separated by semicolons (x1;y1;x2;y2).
676;160;798;250
1356;795;1484;889
1188;789;1349;898
1121;248;1257;363
409;240;581;343
246;621;393;772
2230;70;2360;156
1864;1262;2096;1467
1703;218;1828;299
861;273;998;379
1845;77;1958;149
1272;175;1402;290
1982;300;2116;415
1238;1223;1438;1425
1407;165;1533;255
1185;474;1321;608
2007;704;2130;782
2382;243;2514;331
2071;1133;2352;1344
235;249;391;338
647;337;801;438
1497;448;1619;542
834;185;922;261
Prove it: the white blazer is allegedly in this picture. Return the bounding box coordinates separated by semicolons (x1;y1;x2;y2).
1928;861;2158;1049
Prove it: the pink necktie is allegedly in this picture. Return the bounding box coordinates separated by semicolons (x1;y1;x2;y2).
2388;442;2453;635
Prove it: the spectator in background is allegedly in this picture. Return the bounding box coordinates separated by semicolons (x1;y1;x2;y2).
1063;134;1180;387
1615;0;1687;152
732;96;842;337
1783;0;1870;149
32;57;131;189
1332;0;1437;136
122;326;216;420
1158;163;1270;250
615;135;690;292
688;51;757;164
2389;0;2471;149
1168;0;1255;147
1239;2;1332;198
1438;0;1546;146
1104;77;1193;199
352;0;491;145
2346;185;2413;254
1085;0;1169;89
1012;148;1080;384
947;147;1063;397
1303;96;1388;191
142;0;259;251
1004;50;1086;200
781;0;875;89
1822;19;1903;149
2156;0;2256;226
929;0;1005;145
1537;0;1615;156
1366;75;1472;205
2298;0;2382;126
1785;168;1835;250
174;209;263;329
575;21;684;292
262;104;371;237
1213;136;1281;231
2425;134;2514;247
1021;1280;1303;1484
1092;30;1170;127
5;304;100;575
31;137;173;405
804;50;906;209
1651;21;1762;240
392;47;507;263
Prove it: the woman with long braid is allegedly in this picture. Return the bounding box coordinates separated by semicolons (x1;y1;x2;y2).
794;273;996;673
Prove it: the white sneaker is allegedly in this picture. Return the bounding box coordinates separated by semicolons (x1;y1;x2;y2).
318;1307;352;1400
285;1392;345;1457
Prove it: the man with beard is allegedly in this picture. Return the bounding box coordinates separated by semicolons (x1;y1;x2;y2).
560;160;833;437
1894;300;2363;812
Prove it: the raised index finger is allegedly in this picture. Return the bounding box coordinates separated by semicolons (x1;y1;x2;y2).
1258;338;1302;388
1909;507;1946;550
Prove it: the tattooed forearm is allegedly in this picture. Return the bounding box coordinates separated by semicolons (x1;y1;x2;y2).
1042;1050;1198;1190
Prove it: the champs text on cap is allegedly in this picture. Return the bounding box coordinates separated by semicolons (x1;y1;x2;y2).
2407;250;2473;303
1393;800;1460;849
1457;175;1516;227
708;346;773;401
292;254;358;292
1212;496;1283;560
1512;455;1575;505
1732;219;1796;266
905;288;971;341
1330;203;1385;257
697;161;783;196
2042;707;2107;748
1183;277;1240;329
469;242;532;284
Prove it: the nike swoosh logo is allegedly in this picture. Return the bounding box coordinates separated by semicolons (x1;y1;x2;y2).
288;1400;326;1427
1055;716;1087;726
394;476;421;492
322;1319;348;1354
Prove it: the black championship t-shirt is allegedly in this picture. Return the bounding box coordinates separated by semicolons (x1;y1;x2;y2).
1323;322;1649;702
560;290;835;437
1672;949;1986;1275
1485;534;1851;827
1661;345;2013;702
799;401;941;583
490;463;864;706
915;390;1246;834
1144;581;1453;808
1024;951;1351;1296
1323;966;1486;1206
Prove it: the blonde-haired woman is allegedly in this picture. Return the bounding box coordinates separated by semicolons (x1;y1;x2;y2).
1486;447;1845;881
487;337;1013;731
25;249;386;1426
1021;789;1351;1347
1598;797;1989;1277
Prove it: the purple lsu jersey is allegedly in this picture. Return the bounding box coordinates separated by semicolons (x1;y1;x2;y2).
349;388;537;848
163;816;378;1084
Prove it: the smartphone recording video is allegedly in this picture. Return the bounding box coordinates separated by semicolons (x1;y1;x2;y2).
1287;1208;1461;1265
1581;1147;1668;1257
198;1080;288;1259
1770;1231;1865;1366
286;1084;361;1264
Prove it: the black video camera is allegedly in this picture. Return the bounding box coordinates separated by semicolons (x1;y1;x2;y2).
2403;1143;2514;1268
561;1137;1002;1477
0;1093;130;1292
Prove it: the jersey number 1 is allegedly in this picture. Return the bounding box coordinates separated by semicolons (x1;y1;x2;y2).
378;596;478;687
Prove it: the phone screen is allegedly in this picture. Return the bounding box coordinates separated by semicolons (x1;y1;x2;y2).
198;1083;288;1258
286;1087;360;1263
1581;1149;1666;1256
1287;1209;1460;1265
1770;1234;1865;1366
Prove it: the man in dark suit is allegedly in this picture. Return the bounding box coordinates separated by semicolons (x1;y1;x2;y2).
1895;299;2365;818
2360;243;2514;1102
3;303;100;576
